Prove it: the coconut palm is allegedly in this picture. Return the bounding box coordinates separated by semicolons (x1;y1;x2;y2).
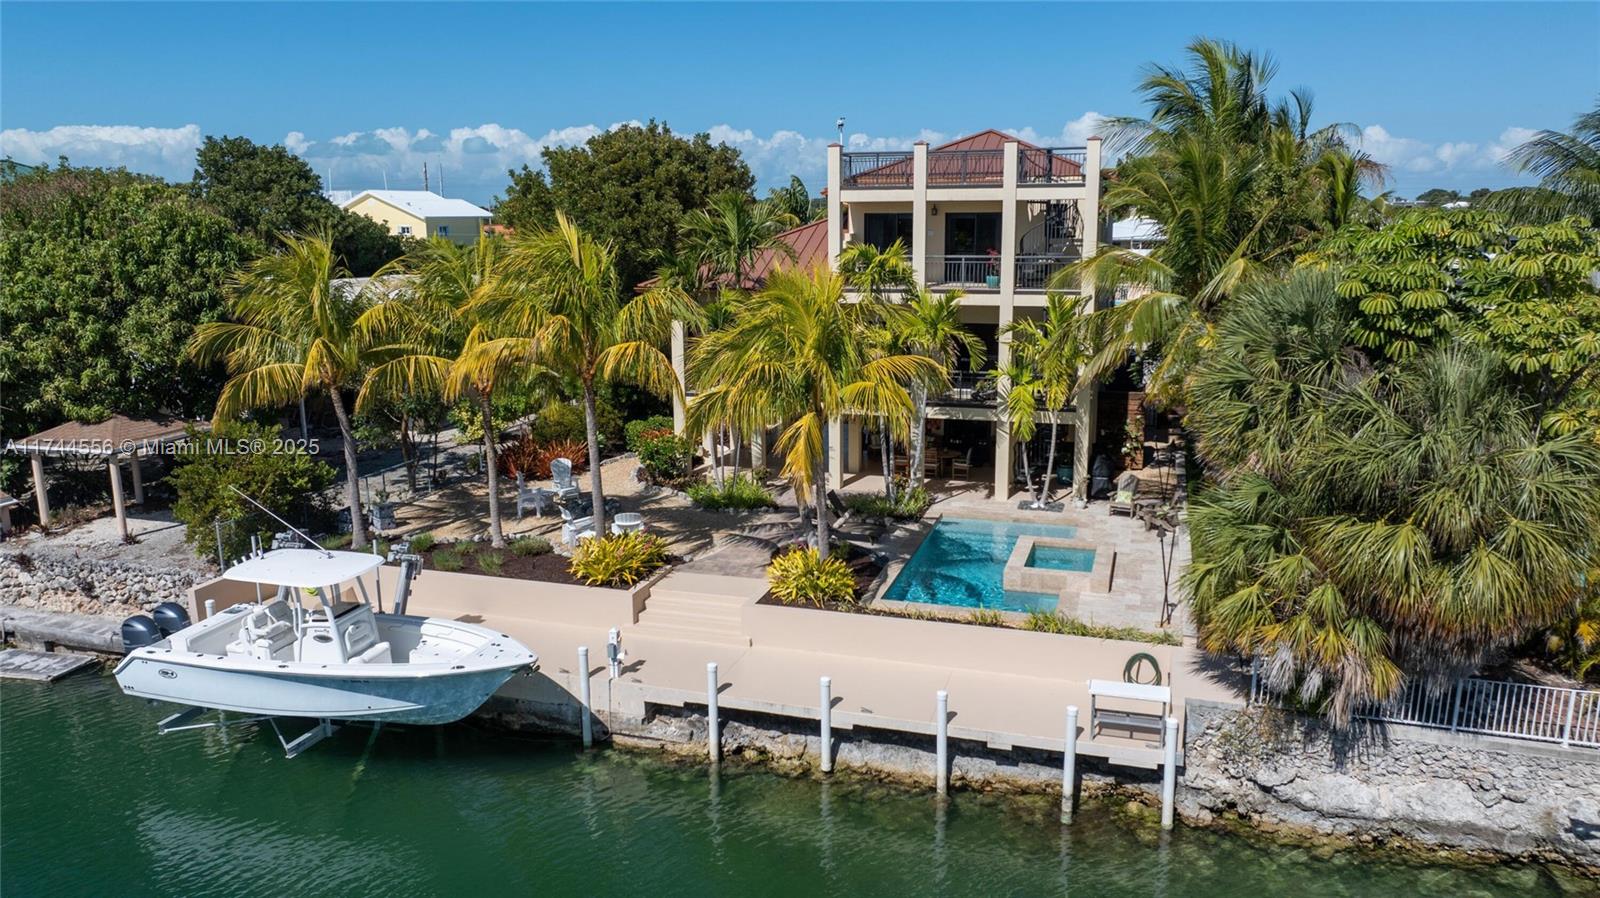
836;239;914;301
189;232;376;548
467;213;698;536
1484;103;1600;225
1001;294;1090;506
891;289;985;487
983;358;1044;500
357;237;555;548
688;266;944;559
679;190;797;291
766;175;817;224
1183;270;1600;722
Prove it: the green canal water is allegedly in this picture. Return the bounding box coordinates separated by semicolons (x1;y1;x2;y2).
2;675;1589;897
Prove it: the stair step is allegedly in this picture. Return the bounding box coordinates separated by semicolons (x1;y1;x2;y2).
650;573;768;602
638;609;743;634
647;589;754;609
630;622;751;646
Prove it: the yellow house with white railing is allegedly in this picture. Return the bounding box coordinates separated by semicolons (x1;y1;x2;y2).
341;190;491;245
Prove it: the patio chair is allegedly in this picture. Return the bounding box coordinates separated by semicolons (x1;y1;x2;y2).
551;457;577;492
515;473;555;519
610;512;645;535
923;454;943;480
1107;471;1140;517
559;504;595;546
950;447;973;479
826;490;849;520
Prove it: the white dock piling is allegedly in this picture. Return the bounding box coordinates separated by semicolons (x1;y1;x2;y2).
707;662;720;764
1161;715;1179;830
1062;705;1079;823
935;689;949;797
819;676;833;773
203;599;216;620
577;646;593;748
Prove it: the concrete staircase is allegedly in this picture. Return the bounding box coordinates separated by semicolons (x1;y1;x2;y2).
631;572;766;646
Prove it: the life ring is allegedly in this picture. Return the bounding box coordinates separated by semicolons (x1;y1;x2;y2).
1124;652;1162;685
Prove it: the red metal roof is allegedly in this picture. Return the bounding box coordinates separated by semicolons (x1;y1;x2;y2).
636;218;830;293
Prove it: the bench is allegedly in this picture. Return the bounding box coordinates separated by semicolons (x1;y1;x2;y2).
1088;678;1171;742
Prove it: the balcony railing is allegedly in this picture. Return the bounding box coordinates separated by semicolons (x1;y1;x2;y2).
841;151;914;188
927;254;999;288
926;149;1005;186
1018;147;1087;184
1016;254;1076;291
935;370;997;405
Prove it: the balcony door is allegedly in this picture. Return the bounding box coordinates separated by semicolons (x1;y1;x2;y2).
944;212;1001;255
863;212;913;252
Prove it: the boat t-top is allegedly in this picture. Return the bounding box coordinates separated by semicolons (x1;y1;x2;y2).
114;543;536;756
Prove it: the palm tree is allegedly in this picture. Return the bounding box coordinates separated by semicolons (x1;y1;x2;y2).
765;175;817;224
984;358;1043;500
891;289;985;487
836;239;914;302
189;232;375;548
1484;103;1600;224
1002;294;1090;506
688;266;944;559
679;190;797;291
469;213;698;536
1061;38;1377;404
357;237;554;548
1183;270;1600;722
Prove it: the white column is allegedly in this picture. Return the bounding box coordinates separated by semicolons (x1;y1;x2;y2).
578;646;593;748
1082;137;1103;261
912;141;929;285
844;419;862;475
819;676;833;773
826;144;844;269
1161;715;1179;830
108;457;129;542
827;417;844;491
999;141;1020;298
129;451;145;505
671;319;688;435
30;453;50;527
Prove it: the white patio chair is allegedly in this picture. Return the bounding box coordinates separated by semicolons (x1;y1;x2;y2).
551;457;577;492
610;512;645;535
515;473;555;519
559;504;595;546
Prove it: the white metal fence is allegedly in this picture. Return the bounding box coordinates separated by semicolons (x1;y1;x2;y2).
1249;663;1600;749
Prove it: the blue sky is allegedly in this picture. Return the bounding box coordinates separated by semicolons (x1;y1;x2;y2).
3;2;1597;205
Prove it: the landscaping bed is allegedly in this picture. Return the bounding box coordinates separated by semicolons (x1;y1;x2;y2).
414;538;585;584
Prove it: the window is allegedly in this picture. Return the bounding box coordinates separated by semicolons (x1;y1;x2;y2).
862;213;913;252
398;225;412;236
436;225;450;237
944;212;1001;255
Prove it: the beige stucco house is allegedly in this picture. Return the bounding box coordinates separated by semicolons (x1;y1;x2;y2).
340;190;492;244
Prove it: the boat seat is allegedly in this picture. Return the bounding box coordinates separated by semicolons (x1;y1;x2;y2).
227;609;295;661
348;641;392;664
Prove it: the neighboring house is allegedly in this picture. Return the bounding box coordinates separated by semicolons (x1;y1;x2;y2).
1110;217;1163;255
664;130;1111;499
339;190;492;244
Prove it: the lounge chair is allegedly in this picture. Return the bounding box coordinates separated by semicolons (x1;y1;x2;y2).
551;457;577;492
515;473;555;519
826;489;849;520
1107;471;1140;517
559;504;595;546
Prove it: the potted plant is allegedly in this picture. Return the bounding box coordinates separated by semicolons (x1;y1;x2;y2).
1121;419;1144;470
369;488;397;531
984;248;1001;288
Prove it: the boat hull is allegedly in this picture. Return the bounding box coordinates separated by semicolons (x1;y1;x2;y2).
115;655;526;724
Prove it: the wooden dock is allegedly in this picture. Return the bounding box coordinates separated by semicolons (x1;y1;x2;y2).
0;648;100;682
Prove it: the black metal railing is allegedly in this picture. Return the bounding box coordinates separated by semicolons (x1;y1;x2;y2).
926;149;1005;186
935;370;997;405
1018;147;1087;184
841;152;914;188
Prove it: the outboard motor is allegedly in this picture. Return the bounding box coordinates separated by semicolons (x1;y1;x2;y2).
121;615;164;650
151;602;192;636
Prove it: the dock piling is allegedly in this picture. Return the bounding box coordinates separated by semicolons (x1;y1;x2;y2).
819;676;833;773
935;689;949;797
707;662;720;764
577;646;593;748
1161;716;1178;830
1062;705;1079;823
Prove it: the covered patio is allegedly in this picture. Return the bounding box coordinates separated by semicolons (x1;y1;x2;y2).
5;415;195;542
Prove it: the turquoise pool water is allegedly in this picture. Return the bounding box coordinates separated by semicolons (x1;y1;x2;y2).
880;517;1078;612
1028;544;1097;572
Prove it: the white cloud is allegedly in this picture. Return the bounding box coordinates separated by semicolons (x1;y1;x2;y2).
0;116;1541;204
0;123;202;177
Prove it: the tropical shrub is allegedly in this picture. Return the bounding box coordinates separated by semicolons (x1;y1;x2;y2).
625;415;676;452
635;429;695;484
408;532;437;553
509;535;553;557
767;548;856;607
170;422;336;560
432;545;464;572
568;532;670;587
685;474;776;511
841;486;931;521
1182;271;1600;722
1021;611;1182;646
529;401;588;445
497;434;590;480
476;549;505;575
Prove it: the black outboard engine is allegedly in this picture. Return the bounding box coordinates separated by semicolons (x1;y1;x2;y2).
151;602;191;636
121;615;164;650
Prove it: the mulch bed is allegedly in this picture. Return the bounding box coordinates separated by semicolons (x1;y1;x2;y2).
418;542;583;585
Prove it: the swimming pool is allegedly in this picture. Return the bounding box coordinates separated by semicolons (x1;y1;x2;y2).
879;517;1081;612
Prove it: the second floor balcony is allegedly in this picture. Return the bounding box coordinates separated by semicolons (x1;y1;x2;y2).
924;253;1079;292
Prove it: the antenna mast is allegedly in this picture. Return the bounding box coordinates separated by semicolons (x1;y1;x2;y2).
227;485;333;557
